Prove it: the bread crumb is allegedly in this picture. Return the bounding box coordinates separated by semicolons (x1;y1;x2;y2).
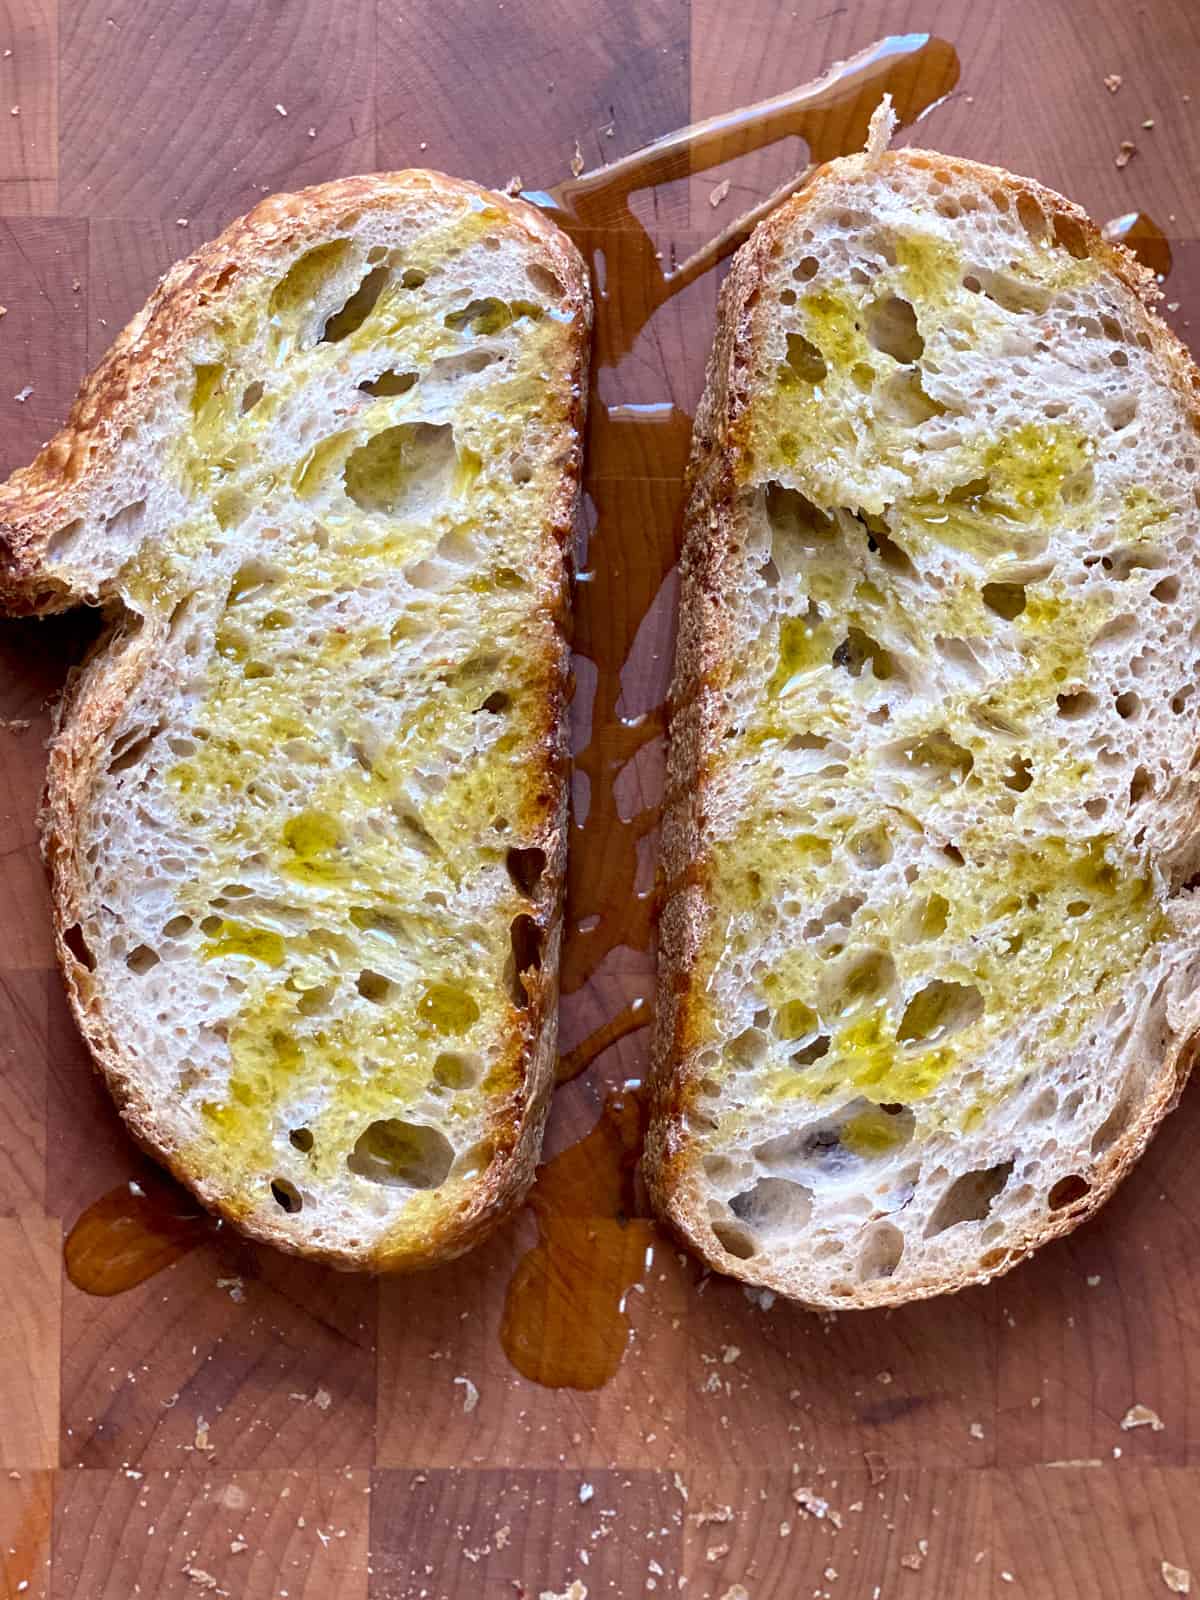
13;386;32;402
275;103;287;116
1162;1561;1192;1594
230;1540;248;1554
9;105;17;115
710;179;731;210
718;1589;750;1600
1121;1403;1165;1431
453;1375;479;1414
578;1483;594;1504
1087;1275;1101;1287
570;140;584;178
706;1544;731;1562
1000;1574;1015;1585
721;1345;741;1365
176;218;189;226
539;1584;587;1600
0;304;6;317
495;1525;511;1549
307;127;316;138
313;1388;332;1411
1115;140;1137;169
182;1569;224;1593
1143;118;1155;129
1105;74;1123;92
864;94;896;164
969;1421;985;1440
194;1418;213;1452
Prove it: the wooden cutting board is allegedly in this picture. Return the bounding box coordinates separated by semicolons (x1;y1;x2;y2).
3;1;1200;1596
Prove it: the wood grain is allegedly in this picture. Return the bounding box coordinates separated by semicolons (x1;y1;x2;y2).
2;0;1200;1595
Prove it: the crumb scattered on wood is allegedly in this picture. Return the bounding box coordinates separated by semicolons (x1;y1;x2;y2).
504;174;523;196
539;1584;587;1600
864;1450;888;1485
570;140;584;178
1115;140;1137;169
13;385;32;402
709;179;731;209
275;103;287;116
1163;1561;1192;1594
1105;74;1122;93
1122;1403;1165;1431
454;1375;479;1414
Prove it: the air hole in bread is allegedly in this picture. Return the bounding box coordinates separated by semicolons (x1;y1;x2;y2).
479;690;511;714
1056;689;1097;720
849;824;892;870
506;846;546;895
431;348;502;383
107;724;163;775
289;1127;314;1153
348;1118;454;1189
1172;685;1194;714
780;288;797;306
1091;1096;1132;1153
162;915;193;939
1115;690;1141;719
882;730;973;789
359;368;417;397
802;893;863;940
445;296;541;336
1152;575;1181;604
1130;765;1154;806
1051;213;1089;259
766;483;835;550
862;520;917;579
728;1026;770;1069
897;980;984;1044
866;295;923;363
125;944;160;974
1106;394;1138;432
999;753;1032;793
711;1216;757;1259
526;263;563;298
44;517;85;565
402;267;428;289
924;1161;1013;1237
834;626;894;681
982;581;1026;619
1092;612;1138;652
270;240;353;324
272;976;326;1018
511;456;534;485
784;332;827;384
977;271;1051;316
729;1176;813;1237
507;914;543;1006
1047;1174;1090;1210
792;1035;830;1067
240;380;265;414
344;422;456;517
859;1222;904;1280
793;255;820;281
321;265;389;343
1015;192;1048;241
433;1052;481;1090
270;1177;303;1212
355;969;393;1004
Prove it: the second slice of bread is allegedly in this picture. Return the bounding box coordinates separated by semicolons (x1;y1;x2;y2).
647;146;1200;1306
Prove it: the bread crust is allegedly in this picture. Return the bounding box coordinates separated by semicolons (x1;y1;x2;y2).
646;146;1200;1307
3;172;591;1271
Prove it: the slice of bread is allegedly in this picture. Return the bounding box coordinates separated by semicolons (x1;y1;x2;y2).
646;146;1200;1307
0;172;590;1269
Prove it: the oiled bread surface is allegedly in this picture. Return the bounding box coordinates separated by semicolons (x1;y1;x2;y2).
0;172;590;1269
647;148;1200;1307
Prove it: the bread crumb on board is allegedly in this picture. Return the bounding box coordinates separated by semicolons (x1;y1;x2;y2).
570;140;584;178
1115;140;1138;168
539;1584;587;1600
710;179;731;209
453;1375;480;1414
1162;1561;1192;1594
1105;73;1123;92
1121;1403;1165;1431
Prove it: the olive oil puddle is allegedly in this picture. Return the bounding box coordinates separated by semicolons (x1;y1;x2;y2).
65;1170;216;1295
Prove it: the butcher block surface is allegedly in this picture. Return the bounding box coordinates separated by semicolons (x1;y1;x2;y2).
4;0;1200;1596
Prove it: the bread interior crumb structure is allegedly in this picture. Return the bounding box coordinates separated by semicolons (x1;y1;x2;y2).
650;150;1200;1305
3;177;588;1267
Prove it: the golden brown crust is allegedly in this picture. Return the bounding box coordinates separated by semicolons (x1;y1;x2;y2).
7;171;591;1272
645;146;1200;1308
